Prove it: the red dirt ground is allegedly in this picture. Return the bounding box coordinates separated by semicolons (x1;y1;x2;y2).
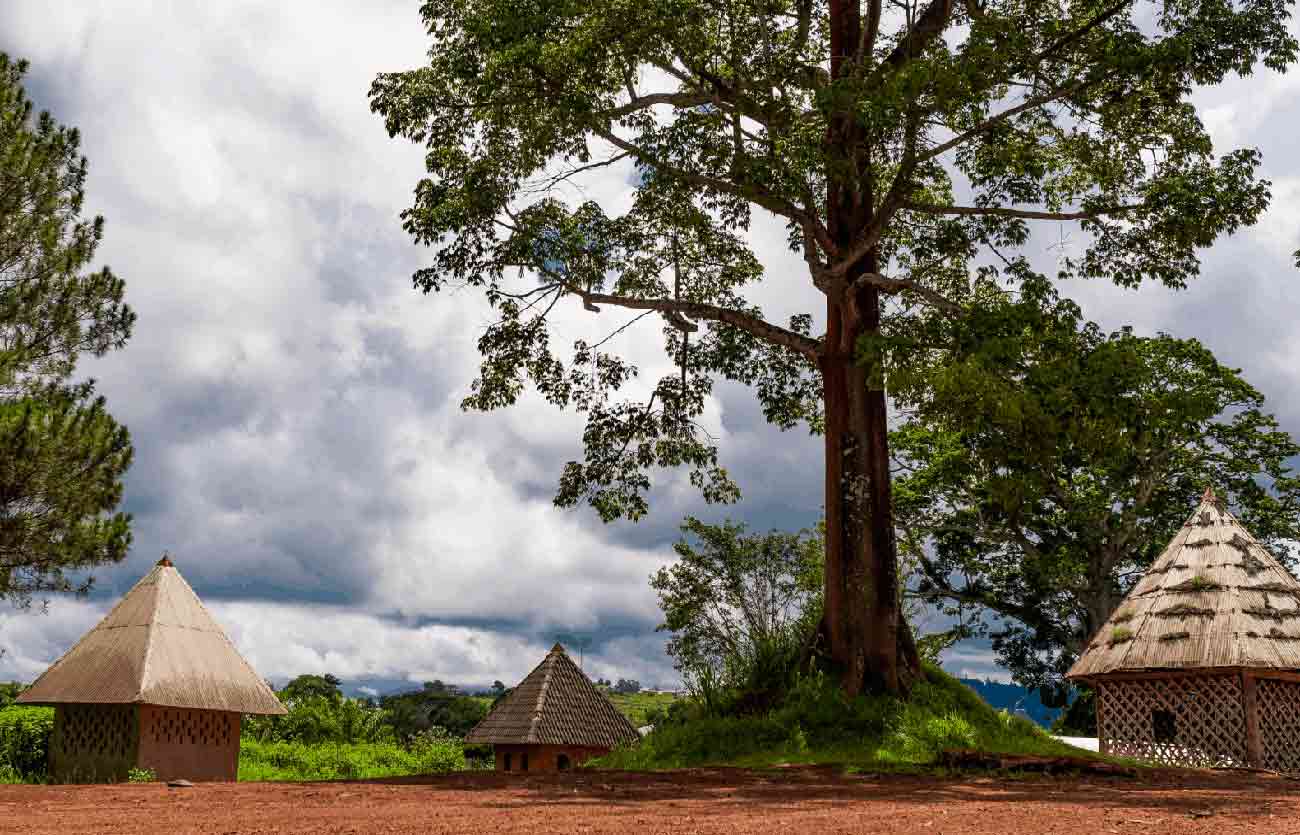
1;765;1297;834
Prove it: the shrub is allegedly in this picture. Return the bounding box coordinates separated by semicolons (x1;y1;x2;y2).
238;737;465;781
0;706;53;780
126;767;156;783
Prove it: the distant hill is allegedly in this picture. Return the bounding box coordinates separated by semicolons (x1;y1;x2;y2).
958;678;1062;728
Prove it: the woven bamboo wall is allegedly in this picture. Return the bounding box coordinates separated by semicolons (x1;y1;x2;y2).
1257;678;1300;773
49;703;139;783
1097;674;1247;767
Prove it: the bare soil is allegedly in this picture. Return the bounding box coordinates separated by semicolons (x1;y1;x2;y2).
1;765;1296;834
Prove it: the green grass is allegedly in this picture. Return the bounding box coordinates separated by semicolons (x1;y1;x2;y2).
237;738;466;781
605;691;680;727
588;664;1093;773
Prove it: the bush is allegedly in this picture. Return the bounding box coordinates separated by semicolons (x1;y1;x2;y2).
238;737;465;782
0;706;53;780
126;767;156;783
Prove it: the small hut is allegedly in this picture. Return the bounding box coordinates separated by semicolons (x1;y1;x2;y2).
465;643;640;772
16;556;286;782
1068;487;1300;771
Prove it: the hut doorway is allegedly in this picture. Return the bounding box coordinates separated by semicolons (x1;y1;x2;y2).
557;753;571;771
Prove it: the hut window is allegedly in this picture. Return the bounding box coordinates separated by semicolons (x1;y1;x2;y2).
1153;709;1177;743
557;753;571;771
503;752;512;771
521;752;529;772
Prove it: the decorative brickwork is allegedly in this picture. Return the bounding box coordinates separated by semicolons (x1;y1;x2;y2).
137;706;241;782
49;704;139;782
1097;674;1247;767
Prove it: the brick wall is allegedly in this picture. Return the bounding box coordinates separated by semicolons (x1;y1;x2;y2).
136;706;241;782
493;743;610;773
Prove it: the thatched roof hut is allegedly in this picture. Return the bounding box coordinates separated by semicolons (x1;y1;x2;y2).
1068;487;1300;770
17;556;285;782
466;643;639;772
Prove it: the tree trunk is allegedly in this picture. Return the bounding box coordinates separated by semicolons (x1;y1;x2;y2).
815;0;921;698
818;280;920;697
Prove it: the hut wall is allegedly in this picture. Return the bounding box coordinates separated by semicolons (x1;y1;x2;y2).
493;743;609;773
137;706;241;782
1256;677;1300;773
49;703;139;783
1097;673;1247;768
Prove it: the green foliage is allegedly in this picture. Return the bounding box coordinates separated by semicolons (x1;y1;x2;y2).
1051;687;1097;737
652;518;821;703
1;52;135;607
238;737;465;782
244;695;393;746
889;290;1300;696
592;665;1077;770
606;691;679;728
0;683;22;709
369;0;1296;528
0;705;53;780
0;386;133;606
279;674;344;704
380;682;489;742
126;767;156;783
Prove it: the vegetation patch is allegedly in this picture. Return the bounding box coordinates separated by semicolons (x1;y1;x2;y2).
1245;607;1300;622
1268;628;1300;642
588;665;1088;772
0;706;53;783
1168;575;1221;592
1109;627;1134;645
1157;631;1191;642
1154;603;1215;618
238;733;466;781
1185;538;1216;549
1247;582;1300;597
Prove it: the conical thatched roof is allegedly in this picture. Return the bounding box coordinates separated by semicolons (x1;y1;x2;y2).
465;644;640;748
1068;487;1300;679
16;556;286;714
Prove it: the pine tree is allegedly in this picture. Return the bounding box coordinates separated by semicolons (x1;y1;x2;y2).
0;54;135;606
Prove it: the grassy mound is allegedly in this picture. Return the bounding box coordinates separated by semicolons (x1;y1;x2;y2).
590;664;1086;771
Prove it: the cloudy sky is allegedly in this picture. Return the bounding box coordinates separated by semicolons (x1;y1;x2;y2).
2;2;1298;693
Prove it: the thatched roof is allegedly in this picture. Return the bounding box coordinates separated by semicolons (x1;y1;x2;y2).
1068;487;1300;679
465;643;640;749
16;556;286;714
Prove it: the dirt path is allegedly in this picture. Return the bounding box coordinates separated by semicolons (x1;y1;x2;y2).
0;765;1295;834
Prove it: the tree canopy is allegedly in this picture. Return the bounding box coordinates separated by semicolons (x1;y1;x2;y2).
0;54;135;608
371;0;1297;694
888;291;1300;696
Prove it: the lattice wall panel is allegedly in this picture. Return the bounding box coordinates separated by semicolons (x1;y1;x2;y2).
56;704;136;760
143;708;235;747
1098;675;1246;768
1257;678;1300;773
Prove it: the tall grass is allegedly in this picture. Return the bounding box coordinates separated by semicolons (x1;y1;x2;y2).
591;663;1084;771
238;736;465;781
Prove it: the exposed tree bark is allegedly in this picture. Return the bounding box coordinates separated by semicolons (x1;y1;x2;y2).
816;0;922;698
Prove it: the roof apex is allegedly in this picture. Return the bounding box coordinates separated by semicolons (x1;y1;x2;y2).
550;642;566;654
1068;490;1300;679
14;560;285;714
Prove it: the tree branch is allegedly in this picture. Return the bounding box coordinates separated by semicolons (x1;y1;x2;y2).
916;75;1100;165
901;200;1144;221
591;124;838;258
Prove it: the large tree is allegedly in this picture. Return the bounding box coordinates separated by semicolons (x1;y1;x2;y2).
888;292;1300;697
370;0;1296;695
1;54;135;607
